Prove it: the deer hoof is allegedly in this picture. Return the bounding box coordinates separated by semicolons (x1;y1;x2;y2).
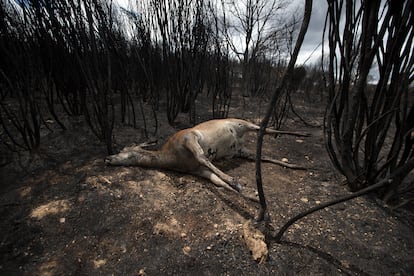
231;180;243;192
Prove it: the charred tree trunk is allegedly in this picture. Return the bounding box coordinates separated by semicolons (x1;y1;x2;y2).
255;0;313;221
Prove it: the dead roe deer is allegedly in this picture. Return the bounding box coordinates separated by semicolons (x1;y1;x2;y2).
105;118;308;193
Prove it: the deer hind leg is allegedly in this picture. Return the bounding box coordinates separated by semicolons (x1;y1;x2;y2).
237;120;281;134
193;168;238;192
183;133;242;192
239;120;310;137
193;168;259;203
238;148;307;170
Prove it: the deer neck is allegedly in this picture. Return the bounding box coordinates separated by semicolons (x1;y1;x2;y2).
135;149;175;169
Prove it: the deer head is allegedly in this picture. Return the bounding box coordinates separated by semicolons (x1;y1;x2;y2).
105;141;158;166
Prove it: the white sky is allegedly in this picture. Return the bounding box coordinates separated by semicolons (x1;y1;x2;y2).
295;0;328;66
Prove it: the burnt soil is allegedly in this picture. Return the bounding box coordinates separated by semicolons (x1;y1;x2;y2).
1;92;413;275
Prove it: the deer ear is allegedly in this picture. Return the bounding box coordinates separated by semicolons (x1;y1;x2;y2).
121;145;135;152
138;140;158;148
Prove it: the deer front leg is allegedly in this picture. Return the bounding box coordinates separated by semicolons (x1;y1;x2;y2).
183;133;242;192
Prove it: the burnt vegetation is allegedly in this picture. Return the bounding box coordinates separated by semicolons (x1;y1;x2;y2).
323;0;414;204
0;0;318;155
0;0;413;262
